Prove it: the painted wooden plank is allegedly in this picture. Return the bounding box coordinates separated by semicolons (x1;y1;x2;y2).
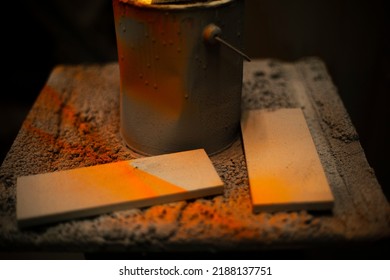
17;149;223;228
241;108;334;212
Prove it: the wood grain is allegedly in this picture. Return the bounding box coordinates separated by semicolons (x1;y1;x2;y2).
241;108;334;212
17;149;223;228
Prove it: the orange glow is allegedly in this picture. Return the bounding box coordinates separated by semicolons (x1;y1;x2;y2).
68;161;185;202
23;85;114;166
179;199;261;239
249;177;293;205
113;1;195;119
133;0;152;4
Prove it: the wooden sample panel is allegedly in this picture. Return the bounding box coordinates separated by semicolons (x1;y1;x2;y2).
17;149;223;228
241;108;334;212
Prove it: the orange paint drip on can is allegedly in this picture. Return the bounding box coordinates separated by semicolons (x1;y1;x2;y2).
113;0;245;155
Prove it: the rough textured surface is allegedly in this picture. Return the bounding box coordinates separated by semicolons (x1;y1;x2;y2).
0;58;389;253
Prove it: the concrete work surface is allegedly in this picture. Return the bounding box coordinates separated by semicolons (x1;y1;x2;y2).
0;58;389;254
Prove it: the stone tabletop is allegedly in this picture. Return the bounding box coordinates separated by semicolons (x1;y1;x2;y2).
1;58;389;253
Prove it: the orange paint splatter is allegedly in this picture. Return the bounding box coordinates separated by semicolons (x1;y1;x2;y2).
22;85;115;167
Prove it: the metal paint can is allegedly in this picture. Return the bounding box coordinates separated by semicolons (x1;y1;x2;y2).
113;0;244;155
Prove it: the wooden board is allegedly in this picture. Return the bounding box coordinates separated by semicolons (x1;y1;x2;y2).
241;108;334;212
17;149;223;228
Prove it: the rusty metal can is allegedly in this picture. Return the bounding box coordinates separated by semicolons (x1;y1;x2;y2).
113;0;244;155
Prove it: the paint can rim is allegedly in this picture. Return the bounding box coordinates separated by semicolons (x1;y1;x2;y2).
118;0;235;11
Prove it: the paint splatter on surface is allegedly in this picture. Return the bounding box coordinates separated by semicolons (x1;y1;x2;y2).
0;59;389;253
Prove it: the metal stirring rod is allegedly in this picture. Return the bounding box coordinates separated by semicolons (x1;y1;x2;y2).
203;23;251;62
214;36;251;62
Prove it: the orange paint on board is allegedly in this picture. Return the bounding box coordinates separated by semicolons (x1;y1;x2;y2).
134;166;186;196
65;160;186;201
249;177;293;206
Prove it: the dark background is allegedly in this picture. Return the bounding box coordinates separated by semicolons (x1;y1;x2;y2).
1;1;388;199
